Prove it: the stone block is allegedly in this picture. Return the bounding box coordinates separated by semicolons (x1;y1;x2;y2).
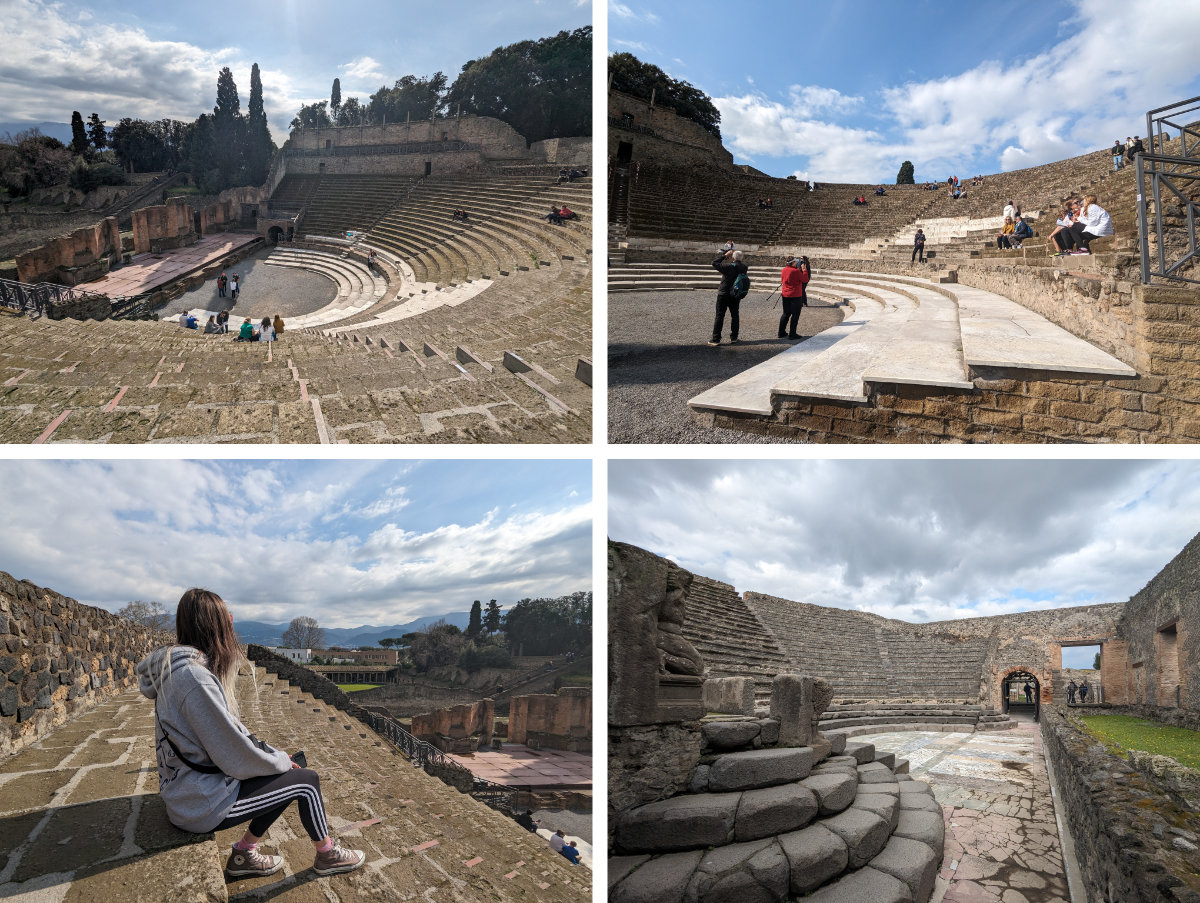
844;741;876;764
709;747;813;792
822;808;891;868
802;866;911;903
704;677;755;715
618;792;741;853
610;855;652;891
703;720;761;751
856;762;897;784
734;784;819;842
868;835;938;902
759;718;780;745
685;838;789;903
778;822;848;895
770;674;833;757
612;850;703;903
892;809;945;860
851;791;900;832
800;773;857;815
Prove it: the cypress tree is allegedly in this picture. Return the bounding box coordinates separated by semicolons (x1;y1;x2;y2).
467;600;482;639
87;113;106;150
212;67;243;188
246;63;273;184
331;77;341;116
69;112;87;154
897;160;915;185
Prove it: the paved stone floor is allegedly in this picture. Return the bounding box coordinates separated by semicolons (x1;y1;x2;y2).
77;234;261;297
158;246;337;320
856;725;1070;903
447;746;592;789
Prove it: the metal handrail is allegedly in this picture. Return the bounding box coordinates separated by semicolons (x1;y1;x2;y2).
0;278;117;319
1136;152;1200;285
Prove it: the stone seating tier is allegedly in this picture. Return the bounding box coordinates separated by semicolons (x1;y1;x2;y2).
297;175;420;238
269;174;322;211
0;664;586;902
610;714;942;903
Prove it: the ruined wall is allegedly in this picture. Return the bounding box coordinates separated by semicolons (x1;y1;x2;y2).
286;117;532;158
1113;531;1200;708
508;688;591;753
15;217;122;286
0;571;169;759
131;200;196;255
530;137;592;166
608;89;734;169
411;699;494;754
281;150;487;177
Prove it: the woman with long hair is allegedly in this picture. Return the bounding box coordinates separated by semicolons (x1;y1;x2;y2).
136;589;365;880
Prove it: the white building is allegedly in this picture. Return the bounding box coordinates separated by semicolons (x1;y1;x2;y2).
269;647;312;664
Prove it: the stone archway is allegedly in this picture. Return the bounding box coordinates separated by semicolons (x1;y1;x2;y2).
1001;669;1041;722
268;225;284;243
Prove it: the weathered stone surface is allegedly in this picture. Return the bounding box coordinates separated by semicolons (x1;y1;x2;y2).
703;720;761;750
759;718;780;745
734;783;819;842
844;741;876;764
827;732;847;755
709;747;813;792
892;809;945;860
684;838;789;903
857;761;897;784
610;855;651;890
800;773;857;815
822;808;891;868
704;677;756;716
770;674;834;758
803;866;911;903
851;790;899;832
897;793;940;813
869;835;938;902
618;792;741;853
613;850;703;903
777;822;848;895
690;763;711;793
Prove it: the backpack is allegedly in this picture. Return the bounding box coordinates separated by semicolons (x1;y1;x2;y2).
729;272;750;301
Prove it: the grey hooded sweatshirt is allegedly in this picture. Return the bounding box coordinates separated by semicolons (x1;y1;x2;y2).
136;646;292;833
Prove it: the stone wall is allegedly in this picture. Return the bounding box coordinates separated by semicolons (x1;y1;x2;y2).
411;699;494;754
1111;532;1200;708
1041;706;1200;902
507;688;591;753
282;150;487;178
0;570;169;759
530;137;592;166
286;117;532;158
132;200;196;255
608;89;734;169
15;216;122;286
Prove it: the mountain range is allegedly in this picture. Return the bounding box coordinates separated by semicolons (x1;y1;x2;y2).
1;121;74;144
234;611;472;649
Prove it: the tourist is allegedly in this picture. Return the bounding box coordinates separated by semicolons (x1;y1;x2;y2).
1067;680;1078;704
1047;202;1077;255
273;314;285;337
515;810;537;832
231;275;240;300
852;195;866;206
238;318;255;342
996;216;1016;250
545;206;563;225
1023;681;1033;704
778;256;809;340
875;186;886;196
765;197;773;208
204;315;220;335
549;830;566;853
217;310;230;334
179;310;190;328
1079;682;1090;704
218;272;227;297
557;167;570;183
561;841;581;865
366;250;377;271
1003;200;1016;221
1063;194;1113;255
1127;135;1145;165
135;589;365;880
259;317;275;343
1012;215;1033;248
708;247;749;347
185;313;199;330
1112;139;1125;171
808;179;816;192
559;205;576;221
912;228;926;263
949;187;962;200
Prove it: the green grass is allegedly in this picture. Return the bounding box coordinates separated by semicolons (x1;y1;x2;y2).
336;683;382;692
1081;714;1200;770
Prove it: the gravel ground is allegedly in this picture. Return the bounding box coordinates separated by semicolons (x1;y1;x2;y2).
533;808;592;844
157;246;337;320
608;288;845;443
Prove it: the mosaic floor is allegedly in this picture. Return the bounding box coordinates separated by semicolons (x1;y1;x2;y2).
855;725;1070;903
447;745;592;789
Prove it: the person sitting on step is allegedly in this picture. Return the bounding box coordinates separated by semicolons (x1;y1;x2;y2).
549;830;566;853
237;318;255;342
545;206;563;224
1062;194;1113;255
204;315;221;334
996;216;1016;249
1011;215;1034;248
136;589;366;882
561;841;581;865
273;314;285;337
559;205;576;221
259;316;275;343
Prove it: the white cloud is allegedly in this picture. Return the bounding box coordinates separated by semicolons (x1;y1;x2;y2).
339;56;385;85
611;3;660;24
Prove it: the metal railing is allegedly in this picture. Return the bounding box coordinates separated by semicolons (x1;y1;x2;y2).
1136;96;1200;285
0;278;115;319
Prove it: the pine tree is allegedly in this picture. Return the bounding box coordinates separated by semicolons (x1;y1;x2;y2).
87;113;106;150
467;600;482;638
69;112;87;154
245;63;273;185
897;160;915;185
331;77;342;117
484;599;502;635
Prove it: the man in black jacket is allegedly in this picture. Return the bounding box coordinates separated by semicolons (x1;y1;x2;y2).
709;248;748;346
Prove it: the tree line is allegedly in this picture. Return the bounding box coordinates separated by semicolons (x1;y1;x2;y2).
608;51;722;139
291;27;591;144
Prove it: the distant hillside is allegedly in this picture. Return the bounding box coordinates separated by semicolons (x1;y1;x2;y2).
235;611;473;648
0;121;73;144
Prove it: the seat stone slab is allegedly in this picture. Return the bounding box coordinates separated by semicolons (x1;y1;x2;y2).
617;792;741;853
708;747;814;792
868;835;938;903
844;742;876;764
704;721;762;751
822;807;891;869
892;809;945;860
802;866;913;903
734;784;819;842
611;850;704;903
851;791;900;833
777;822;849;895
685;837;789;903
798;773;857;816
857;761;898;784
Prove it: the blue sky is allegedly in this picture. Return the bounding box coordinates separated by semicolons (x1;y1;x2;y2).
610;0;1200;182
0;0;590;141
609;460;1200;668
0;459;591;627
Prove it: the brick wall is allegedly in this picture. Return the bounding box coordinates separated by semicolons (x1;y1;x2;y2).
286;117;532;160
608;89;733;169
0;571;169;759
508;688;591;753
15;217;122;286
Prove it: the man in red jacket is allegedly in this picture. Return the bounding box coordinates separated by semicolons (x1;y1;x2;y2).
778;256;810;339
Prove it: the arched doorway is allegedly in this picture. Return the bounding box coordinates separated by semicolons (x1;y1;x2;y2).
268;226;284;243
1002;670;1041;722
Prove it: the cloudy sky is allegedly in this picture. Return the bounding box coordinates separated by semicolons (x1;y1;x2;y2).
0;459;592;627
610;0;1200;182
0;0;591;142
609;460;1200;666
